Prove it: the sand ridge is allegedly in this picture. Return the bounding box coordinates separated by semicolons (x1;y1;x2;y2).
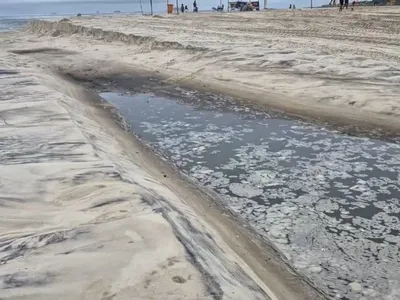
24;7;400;133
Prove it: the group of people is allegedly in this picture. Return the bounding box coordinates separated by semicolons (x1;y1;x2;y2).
339;0;357;11
181;0;198;12
329;0;357;10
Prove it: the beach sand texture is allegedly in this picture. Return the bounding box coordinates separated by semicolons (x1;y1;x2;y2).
0;37;328;299
1;6;400;300
0;69;274;300
26;7;400;132
0;70;214;300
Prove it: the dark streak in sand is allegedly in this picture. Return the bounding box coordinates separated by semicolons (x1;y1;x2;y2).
0;229;87;264
140;192;271;300
0;69;18;75
88;197;128;209
0;272;55;289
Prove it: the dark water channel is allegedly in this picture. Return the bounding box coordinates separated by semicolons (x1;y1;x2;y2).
101;89;400;300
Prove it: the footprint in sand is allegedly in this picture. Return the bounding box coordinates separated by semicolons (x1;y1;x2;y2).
172;275;187;284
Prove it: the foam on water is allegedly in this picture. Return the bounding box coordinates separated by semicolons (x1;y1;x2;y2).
101;90;400;300
0;18;28;32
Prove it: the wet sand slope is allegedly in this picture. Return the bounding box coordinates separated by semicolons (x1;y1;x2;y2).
99;86;400;300
0;70;216;300
0;52;328;300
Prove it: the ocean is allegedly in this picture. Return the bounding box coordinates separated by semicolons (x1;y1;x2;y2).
0;0;322;32
0;0;183;32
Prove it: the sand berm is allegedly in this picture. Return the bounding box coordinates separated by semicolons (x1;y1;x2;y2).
27;7;400;136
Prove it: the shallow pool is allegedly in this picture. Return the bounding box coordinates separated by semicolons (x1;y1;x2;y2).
101;89;400;300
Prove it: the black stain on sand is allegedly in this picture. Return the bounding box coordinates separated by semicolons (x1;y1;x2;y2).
140;193;224;299
0;272;55;289
140;193;271;300
88;198;127;209
0;70;18;75
9;48;77;55
0;229;87;264
172;275;187;284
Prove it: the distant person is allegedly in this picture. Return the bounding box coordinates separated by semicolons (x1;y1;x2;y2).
181;3;185;12
289;4;292;8
344;0;349;8
214;4;224;11
185;5;188;12
193;0;197;9
339;0;344;10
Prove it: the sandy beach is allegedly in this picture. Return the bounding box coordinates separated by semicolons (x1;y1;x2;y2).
1;6;400;300
21;6;400;135
0;61;319;300
0;69;221;300
0;19;329;300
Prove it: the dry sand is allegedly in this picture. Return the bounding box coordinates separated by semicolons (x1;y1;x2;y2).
23;6;400;134
0;26;328;300
1;6;400;300
0;67;217;300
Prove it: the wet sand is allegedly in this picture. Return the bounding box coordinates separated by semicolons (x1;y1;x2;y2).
0;70;217;300
21;6;400;135
99;85;400;300
0;34;327;300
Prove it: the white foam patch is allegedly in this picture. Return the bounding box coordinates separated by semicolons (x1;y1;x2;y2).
229;183;263;198
104;89;400;300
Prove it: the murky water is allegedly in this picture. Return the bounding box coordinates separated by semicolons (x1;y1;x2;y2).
101;90;400;300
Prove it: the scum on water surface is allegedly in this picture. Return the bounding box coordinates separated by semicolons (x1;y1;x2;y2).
101;89;400;300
